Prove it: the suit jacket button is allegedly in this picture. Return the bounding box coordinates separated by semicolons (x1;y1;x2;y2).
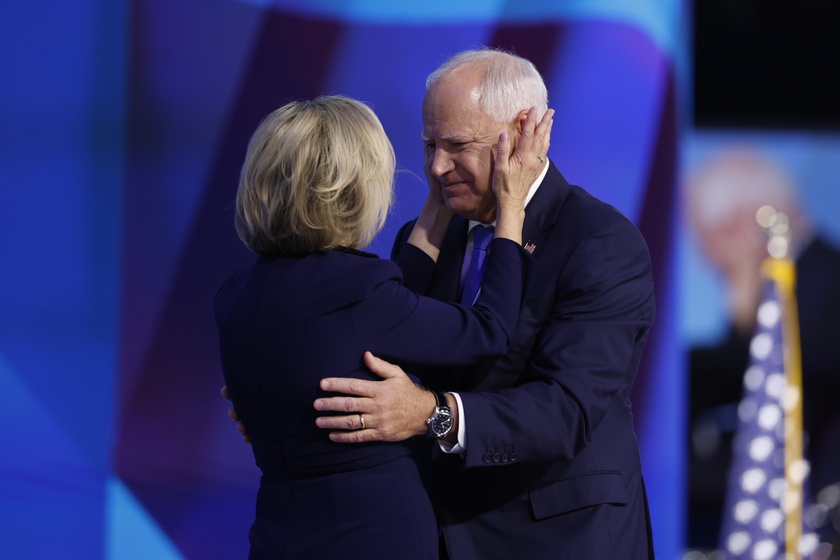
501;453;509;463
492;453;501;462
482;453;492;463
509;453;518;462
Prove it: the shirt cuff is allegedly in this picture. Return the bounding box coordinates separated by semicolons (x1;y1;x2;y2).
438;392;466;455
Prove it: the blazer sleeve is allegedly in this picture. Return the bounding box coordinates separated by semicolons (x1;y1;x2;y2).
457;212;656;467
390;218;437;295
352;238;536;367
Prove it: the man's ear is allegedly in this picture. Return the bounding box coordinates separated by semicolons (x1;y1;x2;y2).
514;109;530;133
503;110;529;152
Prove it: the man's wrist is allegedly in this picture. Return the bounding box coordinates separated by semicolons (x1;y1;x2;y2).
415;389;438;437
440;392;460;445
425;390;454;439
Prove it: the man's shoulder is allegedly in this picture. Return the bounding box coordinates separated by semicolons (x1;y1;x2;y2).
532;165;635;233
554;183;640;236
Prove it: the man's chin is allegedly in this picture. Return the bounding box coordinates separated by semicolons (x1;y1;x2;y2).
443;194;496;223
446;205;493;223
443;199;475;219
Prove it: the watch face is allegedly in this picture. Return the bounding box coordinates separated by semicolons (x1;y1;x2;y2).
431;410;453;436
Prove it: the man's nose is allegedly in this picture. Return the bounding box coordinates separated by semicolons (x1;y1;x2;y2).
429;148;455;178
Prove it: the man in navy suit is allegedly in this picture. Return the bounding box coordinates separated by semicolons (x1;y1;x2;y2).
314;48;657;559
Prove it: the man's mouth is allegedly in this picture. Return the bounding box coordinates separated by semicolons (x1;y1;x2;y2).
442;182;469;190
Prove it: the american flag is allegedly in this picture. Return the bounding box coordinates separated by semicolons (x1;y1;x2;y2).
524;240;536;254
718;258;821;560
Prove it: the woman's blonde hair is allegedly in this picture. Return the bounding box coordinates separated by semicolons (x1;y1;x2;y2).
235;95;395;254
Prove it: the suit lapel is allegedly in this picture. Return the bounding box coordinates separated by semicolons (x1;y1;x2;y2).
520;161;569;260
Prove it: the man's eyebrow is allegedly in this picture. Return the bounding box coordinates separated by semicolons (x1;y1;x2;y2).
420;133;472;143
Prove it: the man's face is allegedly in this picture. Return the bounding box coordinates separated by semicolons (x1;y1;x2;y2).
421;68;516;223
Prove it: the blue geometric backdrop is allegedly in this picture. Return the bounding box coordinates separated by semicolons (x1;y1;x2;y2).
0;1;684;558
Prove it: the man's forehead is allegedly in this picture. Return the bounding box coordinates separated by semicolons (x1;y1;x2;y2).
421;110;502;143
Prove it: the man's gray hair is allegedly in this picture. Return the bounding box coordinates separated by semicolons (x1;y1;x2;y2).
426;47;548;123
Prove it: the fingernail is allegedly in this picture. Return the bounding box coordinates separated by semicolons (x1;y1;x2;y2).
314;399;323;410
321;379;330;390
315;418;325;427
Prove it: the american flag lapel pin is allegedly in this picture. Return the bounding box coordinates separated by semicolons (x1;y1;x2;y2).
524;241;536;254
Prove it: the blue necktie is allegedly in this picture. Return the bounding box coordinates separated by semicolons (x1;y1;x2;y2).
461;226;494;305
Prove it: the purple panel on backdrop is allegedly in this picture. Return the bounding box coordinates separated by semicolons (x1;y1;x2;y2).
546;21;667;220
120;0;262;398
634;71;684;554
634;72;679;445
490;23;563;78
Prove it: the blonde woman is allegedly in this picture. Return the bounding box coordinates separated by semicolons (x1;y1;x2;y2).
214;95;550;559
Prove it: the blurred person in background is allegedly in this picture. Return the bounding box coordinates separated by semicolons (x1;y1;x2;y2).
685;147;840;553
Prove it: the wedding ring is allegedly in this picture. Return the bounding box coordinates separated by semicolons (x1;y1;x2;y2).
358;414;365;430
538;155;545;164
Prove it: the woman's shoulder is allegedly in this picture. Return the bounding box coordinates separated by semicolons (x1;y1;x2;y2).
295;248;400;289
327;248;402;285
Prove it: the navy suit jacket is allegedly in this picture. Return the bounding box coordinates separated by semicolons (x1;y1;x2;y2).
393;162;657;559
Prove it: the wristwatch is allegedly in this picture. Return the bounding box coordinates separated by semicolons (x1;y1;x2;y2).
426;391;453;439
